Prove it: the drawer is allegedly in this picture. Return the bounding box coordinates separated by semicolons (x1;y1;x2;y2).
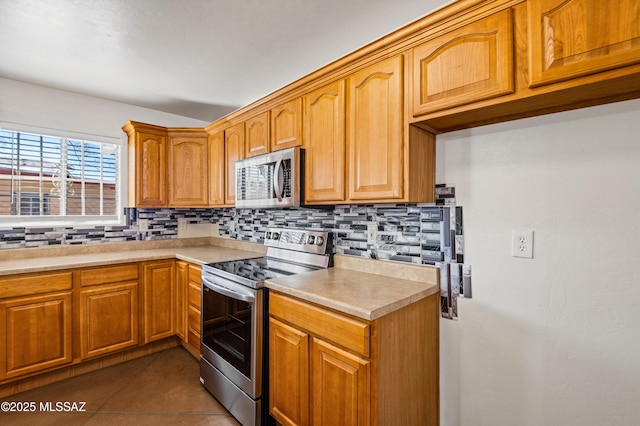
0;271;73;298
187;327;200;353
188;281;201;308
188;304;201;332
269;292;370;357
188;264;201;283
80;264;139;286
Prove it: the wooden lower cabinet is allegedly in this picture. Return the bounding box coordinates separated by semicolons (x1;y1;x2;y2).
0;291;73;381
186;264;202;356
176;261;202;358
268;291;439;426
176;261;188;341
141;260;176;344
270;318;310;426
78;264;139;360
79;283;138;360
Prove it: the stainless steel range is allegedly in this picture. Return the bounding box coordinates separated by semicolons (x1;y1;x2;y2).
199;227;332;426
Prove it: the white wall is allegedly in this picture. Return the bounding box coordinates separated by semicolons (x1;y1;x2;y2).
437;98;640;426
0;78;209;139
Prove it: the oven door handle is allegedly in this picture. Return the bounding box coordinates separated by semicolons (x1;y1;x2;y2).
202;276;256;303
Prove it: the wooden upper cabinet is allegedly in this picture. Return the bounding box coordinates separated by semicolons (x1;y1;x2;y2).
208;131;225;206
303;80;346;204
412;8;514;115
528;0;640;87
123;122;168;207
245;111;271;158
224;123;245;205
347;55;404;201
271;98;302;152
168;131;209;207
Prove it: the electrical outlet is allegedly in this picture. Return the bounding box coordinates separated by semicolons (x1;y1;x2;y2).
511;230;534;259
138;219;149;232
367;222;378;244
178;218;188;231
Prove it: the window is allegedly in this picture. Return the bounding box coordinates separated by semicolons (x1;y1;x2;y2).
0;126;123;225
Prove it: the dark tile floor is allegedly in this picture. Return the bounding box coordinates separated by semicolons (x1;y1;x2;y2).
0;346;240;425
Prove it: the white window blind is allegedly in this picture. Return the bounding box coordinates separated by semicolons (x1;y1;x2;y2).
0;128;120;221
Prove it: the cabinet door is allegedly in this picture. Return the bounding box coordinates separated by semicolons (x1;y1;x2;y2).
168;136;208;207
79;283;139;359
412;9;514;115
269;317;310;426
208;131;226;206
303;80;346;203
529;0;640;87
310;337;370;426
224;123;245;205
0;292;72;379
245;111;270;157
186;264;202;356
175;261;188;342
134;131;168;207
347;55;404;200
142;260;176;343
271;98;302;151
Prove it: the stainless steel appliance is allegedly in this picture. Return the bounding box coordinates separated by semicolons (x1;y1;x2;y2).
235;147;302;209
199;227;332;426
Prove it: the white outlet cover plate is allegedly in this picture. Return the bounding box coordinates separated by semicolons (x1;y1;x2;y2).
511;230;534;259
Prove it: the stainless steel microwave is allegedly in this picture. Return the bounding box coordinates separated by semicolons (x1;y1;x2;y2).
235;147;301;209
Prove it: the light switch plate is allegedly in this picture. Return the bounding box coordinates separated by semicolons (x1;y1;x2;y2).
138;219;149;232
511;230;533;259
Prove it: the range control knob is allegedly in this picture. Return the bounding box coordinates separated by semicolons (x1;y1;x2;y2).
315;236;324;246
265;231;271;239
307;235;316;245
271;232;280;240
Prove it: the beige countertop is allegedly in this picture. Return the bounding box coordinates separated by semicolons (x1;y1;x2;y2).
266;254;440;320
0;237;265;276
0;238;440;320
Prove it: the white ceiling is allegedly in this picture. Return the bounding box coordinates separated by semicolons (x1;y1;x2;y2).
0;0;451;122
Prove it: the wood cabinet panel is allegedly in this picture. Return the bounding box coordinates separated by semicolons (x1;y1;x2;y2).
186;264;202;356
123;123;168;208
270;293;369;357
412;8;514;115
303;80;346;203
175;261;188;342
0;291;72;379
79;282;138;359
79;264;138;287
0;271;72;298
271;98;302;151
347;55;405;201
224;123;245;205
529;0;640;87
168;134;209;207
269;317;310;426
141;260;175;344
245;111;271;157
310;337;370;426
208;130;226;206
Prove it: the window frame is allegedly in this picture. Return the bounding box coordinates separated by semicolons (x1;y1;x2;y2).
0;122;127;227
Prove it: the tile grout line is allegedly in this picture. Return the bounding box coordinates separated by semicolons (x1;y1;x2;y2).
80;351;166;425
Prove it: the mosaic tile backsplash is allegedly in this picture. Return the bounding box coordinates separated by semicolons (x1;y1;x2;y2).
0;188;466;319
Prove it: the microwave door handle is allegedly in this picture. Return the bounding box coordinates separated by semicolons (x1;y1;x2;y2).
273;157;283;202
202;276;256;303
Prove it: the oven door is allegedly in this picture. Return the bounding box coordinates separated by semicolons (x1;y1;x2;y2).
201;274;263;399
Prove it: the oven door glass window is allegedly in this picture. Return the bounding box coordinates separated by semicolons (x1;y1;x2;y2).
202;287;253;379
